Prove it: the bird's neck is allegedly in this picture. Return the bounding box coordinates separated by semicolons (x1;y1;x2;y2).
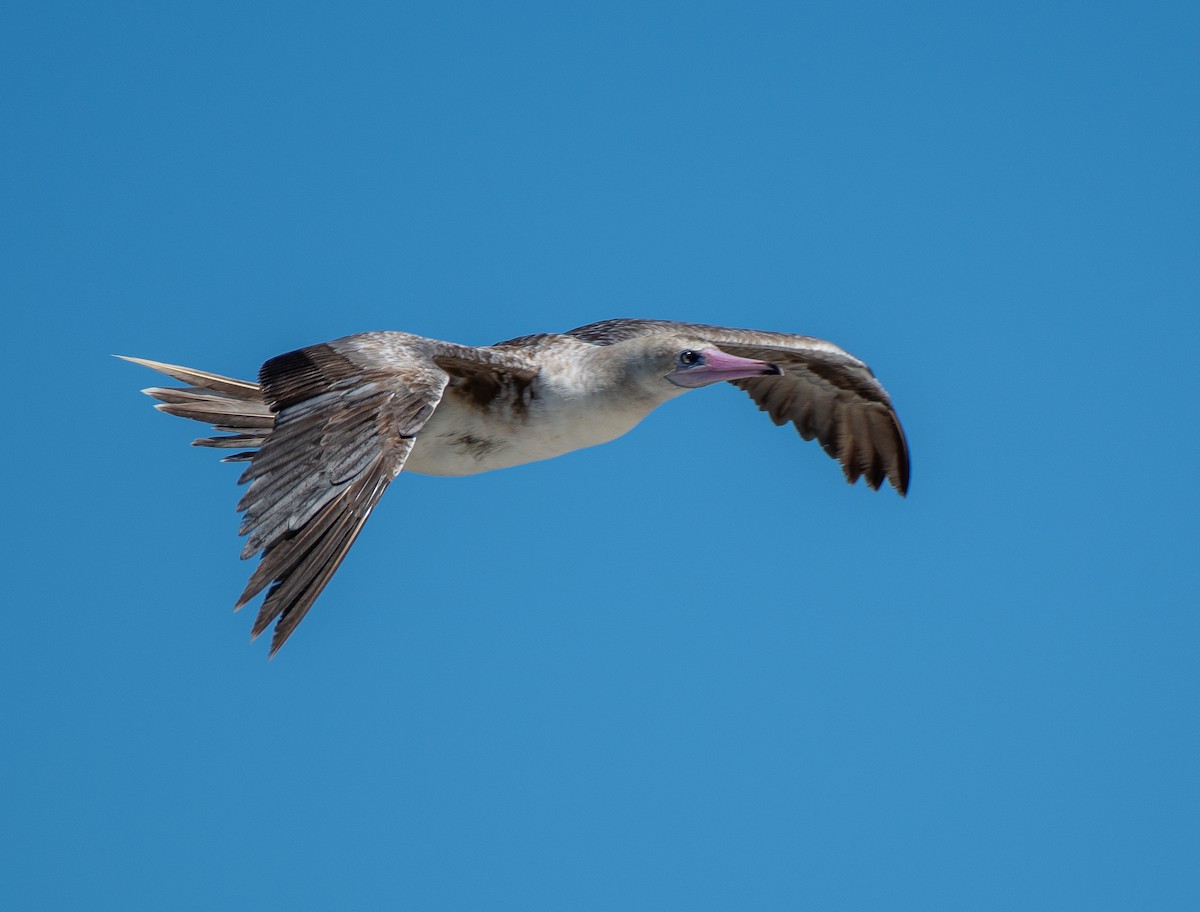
536;341;684;411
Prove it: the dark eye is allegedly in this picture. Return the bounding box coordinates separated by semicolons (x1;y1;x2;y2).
678;350;702;367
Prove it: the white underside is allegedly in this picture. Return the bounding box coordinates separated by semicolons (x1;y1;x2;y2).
404;388;665;476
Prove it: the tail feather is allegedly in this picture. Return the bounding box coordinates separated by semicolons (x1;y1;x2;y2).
117;355;261;397
118;354;274;449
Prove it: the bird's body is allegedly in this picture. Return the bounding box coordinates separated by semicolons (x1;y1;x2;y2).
406;334;677;475
124;318;910;654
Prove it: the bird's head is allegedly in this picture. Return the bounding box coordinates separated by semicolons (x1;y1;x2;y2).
664;343;782;388
607;334;782;400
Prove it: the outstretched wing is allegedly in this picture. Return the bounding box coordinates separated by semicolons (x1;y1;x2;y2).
234;339;449;654
126;332;544;654
566;318;910;495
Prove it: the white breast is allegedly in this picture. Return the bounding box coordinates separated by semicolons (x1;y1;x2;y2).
405;371;668;476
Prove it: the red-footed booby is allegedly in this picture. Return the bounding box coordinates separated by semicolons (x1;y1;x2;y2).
122;318;910;654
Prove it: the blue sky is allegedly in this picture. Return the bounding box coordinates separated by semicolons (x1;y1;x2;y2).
2;1;1197;909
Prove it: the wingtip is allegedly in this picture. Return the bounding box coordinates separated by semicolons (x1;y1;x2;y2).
267;626;292;659
247;625;283;661
894;454;911;497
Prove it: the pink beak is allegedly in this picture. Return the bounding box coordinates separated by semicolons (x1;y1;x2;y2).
667;348;782;388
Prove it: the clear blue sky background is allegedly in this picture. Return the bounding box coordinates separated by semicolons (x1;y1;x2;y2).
2;2;1196;909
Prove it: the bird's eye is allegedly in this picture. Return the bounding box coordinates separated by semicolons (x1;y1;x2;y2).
678;350;702;367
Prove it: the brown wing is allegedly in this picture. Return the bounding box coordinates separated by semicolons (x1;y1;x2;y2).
234;340;448;655
431;346;541;411
566;319;910;495
126;331;544;654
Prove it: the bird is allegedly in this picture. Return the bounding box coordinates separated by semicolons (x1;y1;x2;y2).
122;318;910;655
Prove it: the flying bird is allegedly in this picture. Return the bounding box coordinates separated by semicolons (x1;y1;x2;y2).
123;318;910;654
